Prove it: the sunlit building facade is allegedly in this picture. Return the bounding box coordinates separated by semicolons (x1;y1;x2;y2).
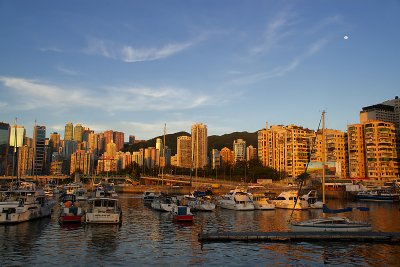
191;123;208;169
177;136;192;168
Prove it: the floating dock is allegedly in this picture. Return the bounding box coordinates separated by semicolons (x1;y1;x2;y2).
198;231;400;243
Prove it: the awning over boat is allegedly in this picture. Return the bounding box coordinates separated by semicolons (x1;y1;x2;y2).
322;204;369;213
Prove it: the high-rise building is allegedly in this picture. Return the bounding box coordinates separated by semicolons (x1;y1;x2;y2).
233;139;246;164
246;145;257;162
211;149;221;169
348;121;398;181
33;125;46;175
70;150;94;175
74;124;83;143
220;147;234;166
18;145;34;176
132;151;143;166
103;130;114;146
313;129;347;178
258;124;314;178
177;136;192;168
50;132;61;152
64;122;73;141
129;135;136;145
9;125;25;148
0;122;10;176
106;140;117;159
191;123;208;169
8;124;25;176
113;131;124;152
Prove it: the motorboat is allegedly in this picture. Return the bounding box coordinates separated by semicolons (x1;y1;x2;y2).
272;190;308;210
143;190;158;204
151;194;176;212
85;197;122;224
218;187;254;210
355;187;400;202
249;193;275;210
301;190;323;209
0;182;53;224
59;194;85;224
182;195;215;212
290;216;372;232
172;205;193;222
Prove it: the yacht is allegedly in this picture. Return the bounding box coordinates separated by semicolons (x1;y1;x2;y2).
0;182;53;224
182;195;216;212
355;187;400;202
218;187;254;210
143;190;158;204
85;197;122;224
249;193;275;210
151;194;176;212
272;190;308;210
301;190;323;209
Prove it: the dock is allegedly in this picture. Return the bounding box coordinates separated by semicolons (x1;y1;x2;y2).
198;231;400;243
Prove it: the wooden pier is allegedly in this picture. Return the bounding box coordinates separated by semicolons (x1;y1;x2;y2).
198;231;400;243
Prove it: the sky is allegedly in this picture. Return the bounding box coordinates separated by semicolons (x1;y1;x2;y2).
1;0;399;141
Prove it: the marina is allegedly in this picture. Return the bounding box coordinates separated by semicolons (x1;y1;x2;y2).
1;192;400;266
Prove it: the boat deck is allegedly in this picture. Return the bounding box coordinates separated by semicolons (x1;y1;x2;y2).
198;231;400;243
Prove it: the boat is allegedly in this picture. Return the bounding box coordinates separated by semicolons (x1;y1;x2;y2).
291;205;372;232
85;197;122;224
143;190;158;204
249;193;275;210
59;194;85;224
301;190;323;209
355;187;400;202
272;190;308;210
172;205;193;222
182;195;216;212
290;111;372;232
0;182;53;224
218;187;254;210
151;194;176;212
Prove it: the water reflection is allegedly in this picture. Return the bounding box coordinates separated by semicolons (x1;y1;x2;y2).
0;195;399;266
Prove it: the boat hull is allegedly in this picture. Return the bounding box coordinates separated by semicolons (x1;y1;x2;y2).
85;212;121;224
290;224;372;232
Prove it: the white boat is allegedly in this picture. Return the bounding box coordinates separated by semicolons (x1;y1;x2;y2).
218;187;254;211
182;195;216;212
301;190;323;209
249;193;275;210
355;187;400;202
290;111;372;232
143;190;158;204
272;190;308;210
85;197;122;224
0;182;53;224
151;195;176;212
291;216;372;232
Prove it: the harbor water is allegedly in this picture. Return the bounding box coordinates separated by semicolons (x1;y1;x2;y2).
1;194;400;266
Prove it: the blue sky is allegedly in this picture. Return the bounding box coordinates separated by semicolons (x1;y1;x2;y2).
1;1;399;141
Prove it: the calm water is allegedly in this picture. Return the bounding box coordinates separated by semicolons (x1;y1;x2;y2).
1;195;400;266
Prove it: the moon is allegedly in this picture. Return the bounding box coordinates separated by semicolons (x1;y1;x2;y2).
344;35;349;40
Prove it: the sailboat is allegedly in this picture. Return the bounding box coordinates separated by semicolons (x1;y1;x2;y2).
290;111;372;232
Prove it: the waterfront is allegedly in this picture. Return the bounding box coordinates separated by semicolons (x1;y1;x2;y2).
1;194;400;266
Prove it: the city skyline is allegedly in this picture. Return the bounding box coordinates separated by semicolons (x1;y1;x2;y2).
1;1;399;140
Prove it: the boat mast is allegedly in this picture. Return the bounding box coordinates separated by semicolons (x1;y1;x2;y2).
322;111;326;204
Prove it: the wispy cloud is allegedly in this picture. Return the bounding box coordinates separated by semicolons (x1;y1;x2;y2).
230;38;329;86
39;47;63;53
86;38;194;62
251;11;298;54
0;76;211;113
56;66;81;76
